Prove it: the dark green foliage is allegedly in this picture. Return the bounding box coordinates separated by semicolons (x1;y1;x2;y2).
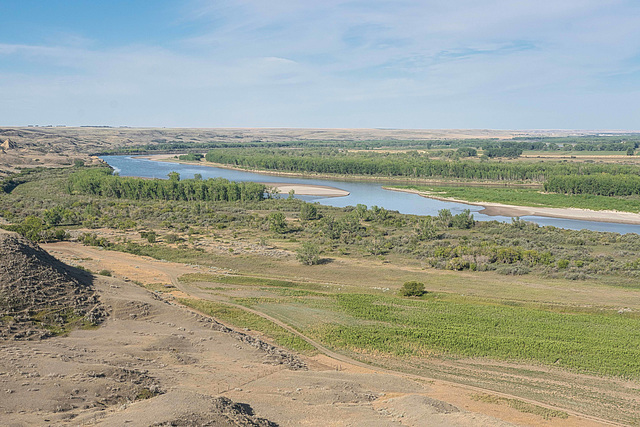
97;134;640;157
79;233;112;248
98;269;112;276
299;203;319;221
399;281;425;296
457;147;477;157
204;148;640;183
451;209;475;229
67;168;265;202
178;153;203;161
2;216;68;243
145;231;157;243
267;212;287;234
545;173;640;196
484;144;523;158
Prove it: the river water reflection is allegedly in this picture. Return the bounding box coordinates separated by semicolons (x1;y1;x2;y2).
101;155;640;234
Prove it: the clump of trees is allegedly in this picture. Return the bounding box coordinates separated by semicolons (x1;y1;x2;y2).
205;147;640;183
178;153;203;161
67;168;266;202
544;173;640;196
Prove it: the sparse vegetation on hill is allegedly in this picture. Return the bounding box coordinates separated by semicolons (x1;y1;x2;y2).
0;231;105;339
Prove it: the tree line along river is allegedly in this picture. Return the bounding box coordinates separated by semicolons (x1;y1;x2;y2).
101;155;640;234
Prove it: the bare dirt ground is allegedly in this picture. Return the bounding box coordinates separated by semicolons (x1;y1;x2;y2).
14;241;618;426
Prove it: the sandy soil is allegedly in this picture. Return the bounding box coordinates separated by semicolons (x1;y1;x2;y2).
11;241;614;426
387;187;640;224
263;183;349;197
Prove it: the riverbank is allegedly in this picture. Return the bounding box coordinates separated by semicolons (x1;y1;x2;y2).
387;187;640;225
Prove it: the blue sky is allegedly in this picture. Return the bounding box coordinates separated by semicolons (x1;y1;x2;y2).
1;0;639;129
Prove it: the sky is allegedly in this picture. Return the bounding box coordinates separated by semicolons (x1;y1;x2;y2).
1;0;639;129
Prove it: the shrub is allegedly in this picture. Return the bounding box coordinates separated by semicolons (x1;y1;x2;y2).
165;233;181;244
300;203;319;221
399;281;426;297
267;212;287;234
296;242;320;265
98;270;112;276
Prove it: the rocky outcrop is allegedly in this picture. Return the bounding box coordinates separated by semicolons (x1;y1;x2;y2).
0;230;105;340
1;139;16;151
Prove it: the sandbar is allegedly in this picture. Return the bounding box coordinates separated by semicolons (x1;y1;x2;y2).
263;183;349;197
386;187;640;225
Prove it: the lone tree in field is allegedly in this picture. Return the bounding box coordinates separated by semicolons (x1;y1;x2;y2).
296;242;321;265
399;281;426;297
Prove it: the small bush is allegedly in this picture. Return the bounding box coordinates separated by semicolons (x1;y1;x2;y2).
296;242;320;265
98;270;112;277
164;233;181;244
399;281;426;297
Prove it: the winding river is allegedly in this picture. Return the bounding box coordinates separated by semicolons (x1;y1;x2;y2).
102;155;640;234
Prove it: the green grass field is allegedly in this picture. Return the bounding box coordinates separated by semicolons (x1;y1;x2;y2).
183;274;640;379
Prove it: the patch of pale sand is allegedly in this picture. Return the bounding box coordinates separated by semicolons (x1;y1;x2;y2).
309;354;377;374
388;187;640;224
479;203;640;224
265;183;350;197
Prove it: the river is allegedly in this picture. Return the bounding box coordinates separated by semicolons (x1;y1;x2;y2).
101;155;640;234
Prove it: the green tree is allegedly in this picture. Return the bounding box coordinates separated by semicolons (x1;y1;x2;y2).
437;209;453;228
452;209;475;229
267;212;287;234
43;206;65;226
399;281;426;297
416;217;437;240
299;203;319;221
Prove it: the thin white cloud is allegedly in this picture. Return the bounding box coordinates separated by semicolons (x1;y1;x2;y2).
0;0;639;127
